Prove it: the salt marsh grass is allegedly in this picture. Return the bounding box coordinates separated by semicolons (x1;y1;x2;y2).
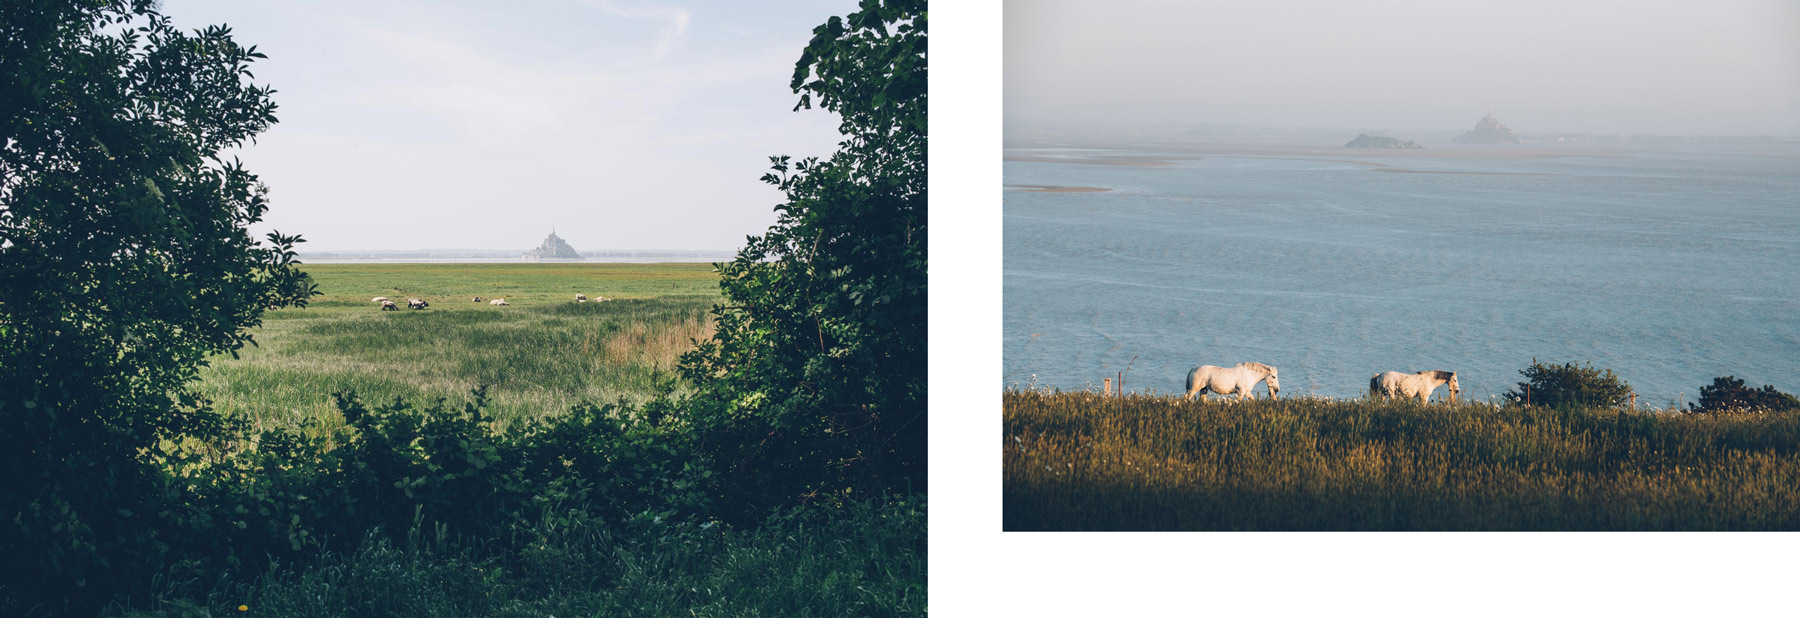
1004;390;1800;530
195;263;720;433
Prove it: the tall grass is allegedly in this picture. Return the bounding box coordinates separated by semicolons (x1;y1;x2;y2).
1004;390;1800;530
195;264;721;433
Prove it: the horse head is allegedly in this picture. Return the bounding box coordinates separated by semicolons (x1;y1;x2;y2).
1264;367;1280;398
1446;372;1460;402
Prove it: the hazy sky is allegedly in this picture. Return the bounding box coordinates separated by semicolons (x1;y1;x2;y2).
161;0;852;251
1006;0;1800;136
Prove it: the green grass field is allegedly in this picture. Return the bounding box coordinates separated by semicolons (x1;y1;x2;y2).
133;262;929;617
197;262;721;433
1004;391;1800;531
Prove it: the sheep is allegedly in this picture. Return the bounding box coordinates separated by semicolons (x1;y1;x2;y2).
489;299;509;306
575;293;587;302
472;296;483;302
380;300;398;311
408;298;428;310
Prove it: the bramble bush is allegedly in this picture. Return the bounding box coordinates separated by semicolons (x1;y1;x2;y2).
1503;359;1635;409
155;388;712;585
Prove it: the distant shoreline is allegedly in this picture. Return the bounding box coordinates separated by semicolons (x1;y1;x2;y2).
1005;184;1113;193
301;256;730;264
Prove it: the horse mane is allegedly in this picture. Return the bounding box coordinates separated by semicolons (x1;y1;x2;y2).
1238;362;1275;374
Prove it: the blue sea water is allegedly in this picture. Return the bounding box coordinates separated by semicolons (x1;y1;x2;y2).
1003;143;1800;407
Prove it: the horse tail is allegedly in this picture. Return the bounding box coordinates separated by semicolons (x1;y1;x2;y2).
1185;367;1197;399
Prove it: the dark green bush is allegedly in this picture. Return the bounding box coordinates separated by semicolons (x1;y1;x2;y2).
122;496;926;618
1690;376;1800;413
153;388;712;585
1503;359;1634;409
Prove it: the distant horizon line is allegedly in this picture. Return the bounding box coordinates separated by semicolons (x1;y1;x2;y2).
1004;120;1800;140
297;248;740;255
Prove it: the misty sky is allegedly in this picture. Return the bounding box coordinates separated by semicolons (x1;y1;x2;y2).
160;0;852;251
1006;0;1800;136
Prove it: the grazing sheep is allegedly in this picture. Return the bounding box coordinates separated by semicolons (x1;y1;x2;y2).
372;296;389;303
489;299;509;306
472;296;483;302
575;293;587;302
408;298;428;310
380;300;398;311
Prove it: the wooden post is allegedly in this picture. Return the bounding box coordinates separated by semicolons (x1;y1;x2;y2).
1104;378;1112;396
1525;384;1531;407
1121;356;1137;397
1631;393;1637;410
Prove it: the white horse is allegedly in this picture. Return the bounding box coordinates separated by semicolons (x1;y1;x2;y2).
1185;362;1280;400
1370;370;1460;403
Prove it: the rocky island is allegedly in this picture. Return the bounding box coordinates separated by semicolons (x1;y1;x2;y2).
1345;134;1424;149
521;229;582;260
1452;113;1522;144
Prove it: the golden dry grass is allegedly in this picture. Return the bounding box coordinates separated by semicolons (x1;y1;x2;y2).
1004;390;1800;530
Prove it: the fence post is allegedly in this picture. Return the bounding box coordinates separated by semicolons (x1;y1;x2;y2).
1525;384;1531;407
1117;371;1123;397
1104;378;1111;396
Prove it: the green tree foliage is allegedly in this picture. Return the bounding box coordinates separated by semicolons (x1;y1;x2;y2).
1690;376;1800;413
680;0;926;518
1503;359;1634;409
0;1;313;611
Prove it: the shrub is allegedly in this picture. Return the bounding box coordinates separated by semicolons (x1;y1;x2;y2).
1690;376;1800;413
1503;359;1634;408
127;386;714;602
